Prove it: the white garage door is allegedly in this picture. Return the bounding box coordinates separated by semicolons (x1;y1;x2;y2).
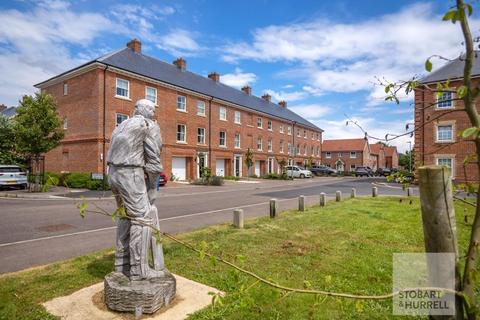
216;159;225;177
172;157;186;180
254;161;261;176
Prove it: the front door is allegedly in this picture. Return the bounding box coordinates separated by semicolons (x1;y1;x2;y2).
268;158;274;174
197;153;207;178
234;155;242;177
336;160;344;172
254;160;261;176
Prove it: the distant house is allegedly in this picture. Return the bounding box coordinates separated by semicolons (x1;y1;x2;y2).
0;106;16;118
321;138;371;172
369;143;386;170
384;146;399;169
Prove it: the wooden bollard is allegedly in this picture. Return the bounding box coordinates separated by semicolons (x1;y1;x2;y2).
372;186;378;197
320;193;327;206
351;188;356;198
233;209;244;228
298;195;305;212
407;187;413;197
336;191;342;202
270;199;278;218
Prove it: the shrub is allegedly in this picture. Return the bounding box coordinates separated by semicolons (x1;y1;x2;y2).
224;175;239;181
210;176;224;186
191;178;208;185
86;180;110;190
263;173;280;179
250;174;258;178
63;172;90;188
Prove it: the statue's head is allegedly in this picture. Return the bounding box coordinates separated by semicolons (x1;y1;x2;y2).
134;99;156;120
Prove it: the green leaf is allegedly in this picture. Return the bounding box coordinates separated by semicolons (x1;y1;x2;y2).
324;275;332;284
425;59;433;72
457;85;468;98
442;10;457;22
77;201;88;219
466;4;473;16
462;127;479;139
303;280;312;289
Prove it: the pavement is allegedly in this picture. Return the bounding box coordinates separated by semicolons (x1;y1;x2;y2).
0;176;415;274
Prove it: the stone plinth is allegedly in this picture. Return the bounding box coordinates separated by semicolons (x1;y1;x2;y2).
104;272;176;314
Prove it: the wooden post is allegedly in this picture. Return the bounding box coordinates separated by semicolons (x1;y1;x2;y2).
351;188;356;198
320;193;327;207
372;186;378;197
335;191;342;202
270;199;278;218
418;166;461;319
298;195;305;212
233;209;244;229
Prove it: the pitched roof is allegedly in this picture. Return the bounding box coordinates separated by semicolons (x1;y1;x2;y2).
369;143;384;155
322;138;367;152
420;52;480;84
36;47;321;131
1;107;16;118
384;146;398;157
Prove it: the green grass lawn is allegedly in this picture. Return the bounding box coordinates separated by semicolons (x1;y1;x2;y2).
0;197;475;319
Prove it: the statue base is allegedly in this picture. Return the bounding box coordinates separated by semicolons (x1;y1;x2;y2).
104;271;176;314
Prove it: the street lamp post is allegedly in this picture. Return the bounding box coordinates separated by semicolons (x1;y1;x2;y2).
407;141;412;173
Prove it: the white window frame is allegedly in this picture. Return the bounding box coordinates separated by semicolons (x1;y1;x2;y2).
145;86;157;105
311;132;315;140
303;145;307;155
436;91;455;109
326;152;331;159
176;124;186;143
63;117;68;129
219;106;227;121
296;144;300;155
287;126;292;135
257;138;263;151
338;152;342;157
63;83;68;96
303;130;307;138
257;117;263;128
350;164;356;170
115;78;130;99
234;133;241;148
436;123;454;143
219;131;226;147
197;101;206;116
350;151;357;159
177;95;186;112
297;128;300;137
317;146;320;157
197;127;205;145
268;139;273;152
280;125;284;133
234;111;241;124
435;155;455;178
288;143;292;155
280;141;284;153
116;113;129;126
267;120;273;131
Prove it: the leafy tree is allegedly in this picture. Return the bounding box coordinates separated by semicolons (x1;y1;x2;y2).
0;115;23;164
13;92;64;191
398;149;415;172
245;148;253;178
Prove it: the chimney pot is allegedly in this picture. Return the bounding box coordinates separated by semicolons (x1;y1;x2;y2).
127;38;142;53
279;100;287;108
241;86;252;95
173;57;187;71
208;72;220;82
261;93;272;102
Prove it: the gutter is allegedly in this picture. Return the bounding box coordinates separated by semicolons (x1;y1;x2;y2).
208;96;214;169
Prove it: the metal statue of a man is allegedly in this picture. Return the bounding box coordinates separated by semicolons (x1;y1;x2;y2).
107;98;167;280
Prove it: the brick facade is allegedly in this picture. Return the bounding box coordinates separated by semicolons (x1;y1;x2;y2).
38;41;323;180
414;79;478;182
321;139;371;172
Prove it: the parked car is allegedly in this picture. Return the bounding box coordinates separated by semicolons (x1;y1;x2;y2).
157;172;168;188
310;165;337;176
366;166;375;176
0;165;28;189
354;167;372;177
285;166;313;178
376;168;391;177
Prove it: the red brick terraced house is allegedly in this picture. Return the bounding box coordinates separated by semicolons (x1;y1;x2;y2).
321;138;372;172
369;143;386;170
34;39;323;180
414;54;480;182
384;146;399;169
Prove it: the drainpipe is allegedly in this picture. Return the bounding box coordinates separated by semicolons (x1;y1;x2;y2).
291;121;296;178
102;65;108;190
208;97;213;169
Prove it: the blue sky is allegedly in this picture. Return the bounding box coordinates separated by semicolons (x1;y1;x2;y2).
1;0;477;152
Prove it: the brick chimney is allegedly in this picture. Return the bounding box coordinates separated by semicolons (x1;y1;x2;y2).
261;93;271;102
127;38;141;53
208;72;220;82
278;100;287;108
173;57;187;71
241;86;252;95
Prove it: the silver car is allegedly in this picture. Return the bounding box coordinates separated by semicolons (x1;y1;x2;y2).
285;165;313;178
0;165;28;189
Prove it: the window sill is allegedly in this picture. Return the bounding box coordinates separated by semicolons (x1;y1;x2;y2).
234;122;242;125
197;113;206;117
176;141;187;144
435;107;455;111
435;140;455;144
197;143;207;146
115;95;132;101
268;129;273;132
177;109;188;113
220;119;227;122
219;145;227;148
234;146;241;149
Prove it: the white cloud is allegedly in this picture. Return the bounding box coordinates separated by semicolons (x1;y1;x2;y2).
220;67;257;88
315;116;414;153
264;89;307;102
302;85;324;96
288;103;331;120
156;30;201;57
222;2;478;105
